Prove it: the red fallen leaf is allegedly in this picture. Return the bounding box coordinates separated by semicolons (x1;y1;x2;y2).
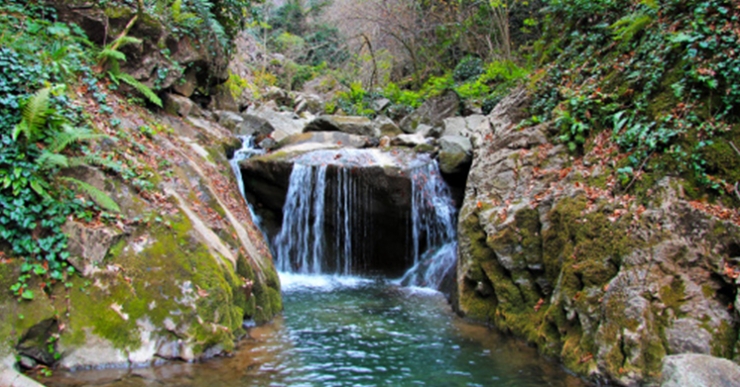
476;201;482;209
580;353;593;363
534;298;544;312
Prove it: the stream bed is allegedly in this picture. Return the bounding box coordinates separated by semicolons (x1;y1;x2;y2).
42;274;586;387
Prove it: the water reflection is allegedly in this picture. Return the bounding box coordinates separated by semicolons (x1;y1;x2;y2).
41;276;586;387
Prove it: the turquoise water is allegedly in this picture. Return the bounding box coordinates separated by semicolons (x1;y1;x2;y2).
42;274;586;387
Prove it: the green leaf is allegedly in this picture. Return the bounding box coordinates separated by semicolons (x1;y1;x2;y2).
21;290;34;300
59;177;121;213
116;73;162;107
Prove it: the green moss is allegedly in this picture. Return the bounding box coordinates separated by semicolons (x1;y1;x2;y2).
711;320;737;359
659;277;686;315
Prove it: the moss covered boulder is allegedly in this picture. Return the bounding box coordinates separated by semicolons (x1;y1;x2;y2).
455;89;740;385
0;91;281;374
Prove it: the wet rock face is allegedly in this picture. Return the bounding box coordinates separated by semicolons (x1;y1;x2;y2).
241;149;438;277
454;88;740;385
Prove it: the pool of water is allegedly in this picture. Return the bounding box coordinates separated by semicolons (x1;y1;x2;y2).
41;274;586;387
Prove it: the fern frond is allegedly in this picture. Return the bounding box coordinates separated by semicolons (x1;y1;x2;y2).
97;48;127;63
37;151;69;170
13;87;51;141
80;154;123;172
49;125;108;153
60;177;121;213
117;73;163;107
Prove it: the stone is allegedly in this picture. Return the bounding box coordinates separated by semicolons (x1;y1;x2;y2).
216;111;244;131
57;330;128;370
240;108;307;142
392;133;427;147
0;355;43;387
373;98;391;112
172;68;197;97
62;221;124;275
374;115;403;137
416;124;444;138
164;93;193;117
379;136;391;148
305;115;380;138
665;318;713;355
661;354;740;387
438;135;472;175
275;132;372;151
264;86;292;107
399;90;460;133
208;84;238;112
294;93;323;114
18;356;36;370
238;114;274;136
442;114;487;138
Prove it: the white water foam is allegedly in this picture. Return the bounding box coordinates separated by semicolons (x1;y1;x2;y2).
279;272;372;292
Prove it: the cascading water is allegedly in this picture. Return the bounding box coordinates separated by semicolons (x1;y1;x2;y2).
400;163;458;289
272;149;457;289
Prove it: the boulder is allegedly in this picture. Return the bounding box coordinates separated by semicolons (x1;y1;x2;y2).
438;135;472;175
392;133;427;147
164;93;193;117
373;98;391;113
208;84;238;112
661;354;740;387
294;93;323;115
264;86;293;107
399;90;460;133
305;115;380;138
172;68;197;97
238;114;274;136
62;221;124;276
453;86;740;385
238;108;307;142
216;111;244;131
276;132;372;151
374;115;403;137
442;114;488;138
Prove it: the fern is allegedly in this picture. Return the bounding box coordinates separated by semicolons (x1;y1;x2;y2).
172;0;201;25
60;177;121;213
117;73;163;107
77;154;124;172
13;87;51;142
37;152;70;170
97;35;162;107
49;125;108;153
97;48;127;63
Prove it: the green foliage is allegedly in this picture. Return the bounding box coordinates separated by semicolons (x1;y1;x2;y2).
532;0;740;199
453;56;485;82
99;37;163;107
0;2;119;300
59;177;121;213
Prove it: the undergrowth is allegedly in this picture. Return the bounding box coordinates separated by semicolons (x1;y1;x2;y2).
529;0;740;203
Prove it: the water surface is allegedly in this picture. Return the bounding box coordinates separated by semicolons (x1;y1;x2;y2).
42;274;586;387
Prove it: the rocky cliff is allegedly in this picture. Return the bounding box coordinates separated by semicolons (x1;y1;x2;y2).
0;2;281;383
454;88;740;385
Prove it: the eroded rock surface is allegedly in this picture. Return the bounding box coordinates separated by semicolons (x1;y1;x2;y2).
454;88;740;385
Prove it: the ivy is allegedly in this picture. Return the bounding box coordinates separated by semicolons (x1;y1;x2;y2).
530;0;740;198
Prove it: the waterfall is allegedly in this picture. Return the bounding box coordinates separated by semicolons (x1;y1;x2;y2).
272;150;457;289
229;135;268;235
399;162;457;289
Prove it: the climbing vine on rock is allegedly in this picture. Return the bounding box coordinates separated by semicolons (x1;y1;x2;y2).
529;0;740;203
